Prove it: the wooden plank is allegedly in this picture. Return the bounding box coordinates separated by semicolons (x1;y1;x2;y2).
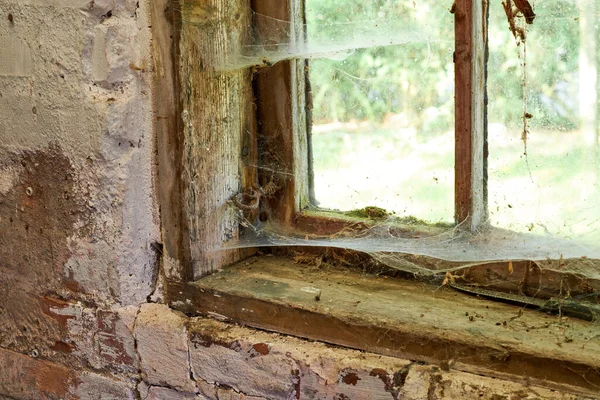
455;0;487;230
167;256;600;396
150;0;189;280
253;0;309;227
179;0;254;277
462;259;600;299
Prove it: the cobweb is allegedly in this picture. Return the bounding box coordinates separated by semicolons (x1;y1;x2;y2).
190;0;600;293
182;1;600;385
204;11;449;71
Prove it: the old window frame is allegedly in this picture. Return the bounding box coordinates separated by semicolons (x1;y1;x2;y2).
252;0;487;239
152;0;600;395
153;0;487;280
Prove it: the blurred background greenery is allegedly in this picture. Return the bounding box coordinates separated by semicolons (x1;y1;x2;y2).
306;0;600;239
306;0;590;132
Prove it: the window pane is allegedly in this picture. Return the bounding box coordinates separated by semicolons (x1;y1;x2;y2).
306;0;455;223
487;0;600;245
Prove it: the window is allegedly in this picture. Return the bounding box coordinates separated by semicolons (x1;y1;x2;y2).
155;0;600;394
239;0;487;244
232;0;600;274
307;1;456;223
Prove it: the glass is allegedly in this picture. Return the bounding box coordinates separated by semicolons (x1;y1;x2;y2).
306;0;455;223
487;0;600;245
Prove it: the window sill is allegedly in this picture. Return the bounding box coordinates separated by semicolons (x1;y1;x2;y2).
166;255;600;396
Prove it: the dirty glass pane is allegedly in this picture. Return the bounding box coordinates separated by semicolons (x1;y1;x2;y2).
306;0;455;223
487;0;600;245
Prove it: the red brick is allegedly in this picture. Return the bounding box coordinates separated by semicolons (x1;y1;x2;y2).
0;348;75;399
0;348;136;399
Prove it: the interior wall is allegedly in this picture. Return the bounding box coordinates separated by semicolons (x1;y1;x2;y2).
0;0;160;397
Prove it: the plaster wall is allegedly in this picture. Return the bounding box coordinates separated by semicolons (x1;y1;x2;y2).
0;0;159;306
0;0;159;396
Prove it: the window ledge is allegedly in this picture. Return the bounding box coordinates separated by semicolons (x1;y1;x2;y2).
166;255;600;396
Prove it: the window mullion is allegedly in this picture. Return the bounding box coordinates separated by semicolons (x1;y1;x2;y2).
455;0;488;231
252;0;309;226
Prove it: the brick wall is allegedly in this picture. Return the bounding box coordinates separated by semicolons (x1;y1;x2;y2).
0;1;594;399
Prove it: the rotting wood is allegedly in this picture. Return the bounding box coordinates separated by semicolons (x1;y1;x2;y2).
150;0;189;280
167;255;600;396
294;209;449;238
513;0;535;24
502;0;527;43
178;0;254;277
461;259;600;300
454;0;486;231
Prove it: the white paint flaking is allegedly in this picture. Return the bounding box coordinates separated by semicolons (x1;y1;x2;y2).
0;167;19;195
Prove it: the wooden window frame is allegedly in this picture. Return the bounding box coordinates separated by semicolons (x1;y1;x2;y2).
251;0;489;241
153;0;488;280
152;0;600;395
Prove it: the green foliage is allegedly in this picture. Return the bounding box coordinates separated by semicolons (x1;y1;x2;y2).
306;0;591;132
307;0;454;134
345;206;390;219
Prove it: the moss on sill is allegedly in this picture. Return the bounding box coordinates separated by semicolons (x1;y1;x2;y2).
299;207;454;237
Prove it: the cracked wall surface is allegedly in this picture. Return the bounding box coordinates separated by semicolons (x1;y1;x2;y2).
0;0;598;399
0;0;157;397
133;304;590;400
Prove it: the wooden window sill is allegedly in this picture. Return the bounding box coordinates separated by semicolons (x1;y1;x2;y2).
167;255;600;396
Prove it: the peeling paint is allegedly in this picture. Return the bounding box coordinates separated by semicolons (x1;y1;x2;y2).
0;167;18;195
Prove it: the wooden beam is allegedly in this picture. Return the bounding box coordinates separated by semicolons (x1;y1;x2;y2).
178;0;254;277
253;0;309;227
150;0;190;280
167;256;600;396
455;0;487;230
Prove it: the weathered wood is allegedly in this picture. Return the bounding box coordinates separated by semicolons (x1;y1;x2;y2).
150;0;189;280
455;0;487;230
253;0;309;227
294;209;448;238
179;0;253;277
168;256;600;396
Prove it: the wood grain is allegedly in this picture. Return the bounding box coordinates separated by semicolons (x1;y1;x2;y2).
167;256;600;396
150;0;189;280
253;0;309;227
179;0;253;277
455;0;487;230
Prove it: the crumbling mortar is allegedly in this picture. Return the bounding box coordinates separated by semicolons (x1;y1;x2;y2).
131;305;144;400
195;375;269;400
183;324;200;394
141;385;197;400
427;369;443;400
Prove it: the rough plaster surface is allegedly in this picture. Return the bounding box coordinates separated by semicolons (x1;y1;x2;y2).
0;0;157;397
0;0;159;307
